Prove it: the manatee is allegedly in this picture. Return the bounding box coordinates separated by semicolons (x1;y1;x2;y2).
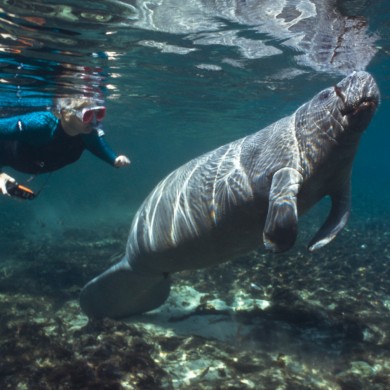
80;71;379;319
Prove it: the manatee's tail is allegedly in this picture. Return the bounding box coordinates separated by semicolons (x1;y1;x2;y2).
80;258;171;319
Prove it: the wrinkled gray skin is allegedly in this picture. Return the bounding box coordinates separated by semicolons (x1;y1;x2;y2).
80;71;379;319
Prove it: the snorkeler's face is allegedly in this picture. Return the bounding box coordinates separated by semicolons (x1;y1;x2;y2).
60;104;105;136
60;111;91;136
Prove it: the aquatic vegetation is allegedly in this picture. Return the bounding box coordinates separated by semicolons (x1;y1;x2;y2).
0;214;389;389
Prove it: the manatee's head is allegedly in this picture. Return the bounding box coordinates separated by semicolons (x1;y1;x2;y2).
297;71;379;143
333;70;379;133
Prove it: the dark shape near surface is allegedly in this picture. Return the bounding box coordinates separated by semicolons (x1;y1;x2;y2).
131;0;378;76
80;71;379;319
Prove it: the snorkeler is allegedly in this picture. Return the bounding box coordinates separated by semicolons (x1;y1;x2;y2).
0;96;130;198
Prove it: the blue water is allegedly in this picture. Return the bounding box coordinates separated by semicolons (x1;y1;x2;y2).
0;1;387;234
0;1;387;230
0;1;389;389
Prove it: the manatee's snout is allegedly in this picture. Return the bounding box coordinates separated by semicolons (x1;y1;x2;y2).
336;71;380;118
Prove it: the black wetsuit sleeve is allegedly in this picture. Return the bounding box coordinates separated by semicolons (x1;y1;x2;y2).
0;111;58;145
82;129;118;166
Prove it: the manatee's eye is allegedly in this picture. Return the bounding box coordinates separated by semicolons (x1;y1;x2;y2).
319;90;331;101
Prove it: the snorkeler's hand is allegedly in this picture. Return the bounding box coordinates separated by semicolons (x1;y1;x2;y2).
114;155;131;168
0;172;16;196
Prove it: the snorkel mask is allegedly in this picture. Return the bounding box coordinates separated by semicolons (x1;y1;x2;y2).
75;106;106;124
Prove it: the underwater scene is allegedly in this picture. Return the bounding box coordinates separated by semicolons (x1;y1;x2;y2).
0;1;389;389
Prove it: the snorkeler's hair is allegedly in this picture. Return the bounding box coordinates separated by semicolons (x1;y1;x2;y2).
53;96;104;114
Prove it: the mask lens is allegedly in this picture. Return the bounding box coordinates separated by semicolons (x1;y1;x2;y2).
95;107;106;121
80;106;106;123
82;110;94;123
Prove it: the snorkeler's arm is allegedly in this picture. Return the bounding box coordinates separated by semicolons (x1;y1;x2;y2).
0;111;58;145
82;128;121;166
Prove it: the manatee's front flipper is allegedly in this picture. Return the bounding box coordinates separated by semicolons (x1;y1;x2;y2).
80;258;171;319
263;167;303;252
308;182;351;251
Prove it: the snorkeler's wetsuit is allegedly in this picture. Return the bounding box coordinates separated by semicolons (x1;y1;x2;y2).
0;110;117;174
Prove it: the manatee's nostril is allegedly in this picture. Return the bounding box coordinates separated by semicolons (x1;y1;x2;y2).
334;85;346;104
